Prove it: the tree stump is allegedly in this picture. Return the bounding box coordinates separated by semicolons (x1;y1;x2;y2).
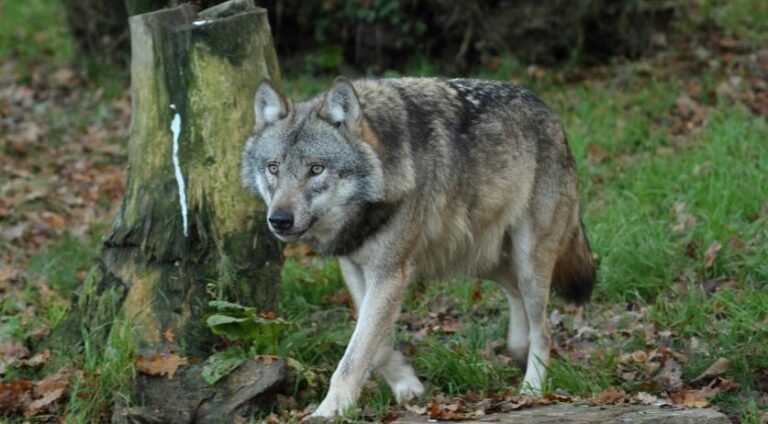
51;1;285;419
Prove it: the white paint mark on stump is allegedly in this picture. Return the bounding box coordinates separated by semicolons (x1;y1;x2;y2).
170;104;189;237
192;20;208;26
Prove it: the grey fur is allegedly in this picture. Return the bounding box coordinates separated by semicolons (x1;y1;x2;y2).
241;77;596;418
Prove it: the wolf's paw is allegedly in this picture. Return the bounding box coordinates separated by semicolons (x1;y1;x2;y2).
308;389;356;420
518;383;543;397
308;402;340;420
393;374;425;403
378;350;424;403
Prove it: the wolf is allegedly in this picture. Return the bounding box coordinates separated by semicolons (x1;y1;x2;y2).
241;76;596;418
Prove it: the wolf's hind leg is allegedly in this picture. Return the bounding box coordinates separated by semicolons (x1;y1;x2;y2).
339;258;424;404
497;280;530;365
511;218;554;396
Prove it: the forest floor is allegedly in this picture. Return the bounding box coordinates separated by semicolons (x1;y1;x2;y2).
1;1;767;423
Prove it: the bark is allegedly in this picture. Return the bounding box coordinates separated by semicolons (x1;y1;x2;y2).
53;0;282;359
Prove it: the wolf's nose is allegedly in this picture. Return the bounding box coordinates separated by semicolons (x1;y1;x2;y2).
268;209;294;231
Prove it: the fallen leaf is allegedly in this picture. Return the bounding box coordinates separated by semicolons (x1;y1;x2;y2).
0;380;35;415
632;350;648;363
48;67;78;88
635;392;658;405
163;328;176;342
3;222;28;240
439;316;462;333
669;387;719;408
322;288;351;307
500;395;537;411
427;399;467;421
705;241;722;268
20;349;50;369
26;387;65;416
692;357;730;382
33;367;71;397
40;211;66;231
586;143;609;164
404;404;427;415
256;355;280;364
136;353;188;379
471;280;483;305
0;340;30;365
594;388;626;404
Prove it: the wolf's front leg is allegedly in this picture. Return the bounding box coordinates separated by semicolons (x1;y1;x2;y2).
311;269;410;418
339;258;424;404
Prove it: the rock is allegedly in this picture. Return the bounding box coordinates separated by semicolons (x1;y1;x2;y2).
395;403;731;424
113;358;286;424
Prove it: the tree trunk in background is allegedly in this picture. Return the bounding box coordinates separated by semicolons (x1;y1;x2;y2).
62;0;131;68
52;0;282;388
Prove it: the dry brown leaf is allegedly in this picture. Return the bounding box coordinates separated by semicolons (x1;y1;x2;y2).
632;350;648;363
322;288;351;307
404;404;427;415
0;380;35;414
33;367;71;397
594;388;627;404
48;67;78;88
692;357;730;382
440;316;462;333
20;349;50;369
669;386;719;408
26;387;65;416
427;400;467;421
500;395;537;411
471;280;483;305
163;328;176;342
136;353;188;379
704;241;722;268
40;211;66;231
25;367;72;416
257;355;280;364
586;143;609;164
635;392;658;405
542;392;575;403
0;340;29;364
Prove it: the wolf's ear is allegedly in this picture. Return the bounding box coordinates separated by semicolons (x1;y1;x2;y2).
254;79;289;130
319;77;361;129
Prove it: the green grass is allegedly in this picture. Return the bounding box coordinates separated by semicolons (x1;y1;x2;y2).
3;0;767;422
65;321;137;423
0;0;73;63
698;0;768;42
28;232;97;295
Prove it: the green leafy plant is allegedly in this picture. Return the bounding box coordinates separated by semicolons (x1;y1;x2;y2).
206;300;291;354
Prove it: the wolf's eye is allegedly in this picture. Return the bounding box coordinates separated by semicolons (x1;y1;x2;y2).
309;164;325;176
267;163;279;175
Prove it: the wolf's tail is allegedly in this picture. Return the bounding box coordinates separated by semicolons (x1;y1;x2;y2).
552;219;597;304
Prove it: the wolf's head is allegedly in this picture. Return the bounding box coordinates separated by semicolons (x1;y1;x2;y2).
241;78;385;252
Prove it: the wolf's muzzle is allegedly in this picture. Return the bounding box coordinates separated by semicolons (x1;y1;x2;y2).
268;208;294;231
